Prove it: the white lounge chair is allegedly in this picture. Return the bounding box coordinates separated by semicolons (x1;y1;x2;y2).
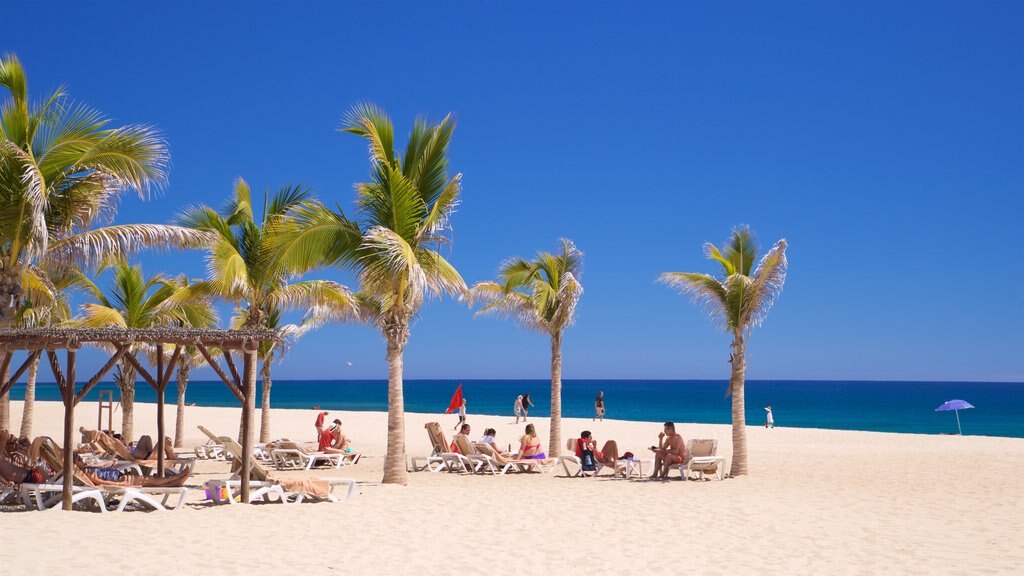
218;436;356;503
677;439;725;480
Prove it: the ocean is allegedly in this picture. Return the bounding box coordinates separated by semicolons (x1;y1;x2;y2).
8;378;1022;438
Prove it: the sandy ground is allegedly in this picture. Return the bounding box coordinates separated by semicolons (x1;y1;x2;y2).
4;399;1023;576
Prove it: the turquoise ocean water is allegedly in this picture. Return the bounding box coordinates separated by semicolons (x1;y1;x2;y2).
9;379;1022;438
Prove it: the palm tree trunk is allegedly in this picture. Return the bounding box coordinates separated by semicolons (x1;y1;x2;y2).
118;361;137;443
259;349;274;443
174;360;190;448
548;331;563;458
729;330;748;476
19;355;40;438
382;329;408;485
0;268;21;430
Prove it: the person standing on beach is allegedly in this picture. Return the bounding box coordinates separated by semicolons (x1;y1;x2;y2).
649;421;686;479
522;392;535;421
454;399;467;431
514;395;524;424
765;406;774;429
594;391;605;422
314;411;329;440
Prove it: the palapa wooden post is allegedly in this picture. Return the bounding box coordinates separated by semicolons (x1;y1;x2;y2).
239;344;256;504
156;344;165;477
61;348;77;511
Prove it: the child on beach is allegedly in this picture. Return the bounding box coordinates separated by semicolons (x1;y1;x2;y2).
765;406;774;428
454;398;467;431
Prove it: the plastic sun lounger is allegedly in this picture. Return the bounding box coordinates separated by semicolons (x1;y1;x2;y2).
207;479;288;505
473;443;558;475
270;441;343;470
419;422;476;473
676;439;726;480
217;435;357;503
101;485;191;512
453;436;497;474
20;483;107;512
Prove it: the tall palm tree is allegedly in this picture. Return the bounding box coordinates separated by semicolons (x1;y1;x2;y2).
472;239;583;457
0;53;211;428
658;225;788;476
174;178;358;442
77;262;214;442
273;103;468;485
14;268;76;437
149;276;217;448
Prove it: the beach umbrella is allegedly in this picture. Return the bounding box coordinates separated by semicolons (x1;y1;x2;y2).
935;399;974;435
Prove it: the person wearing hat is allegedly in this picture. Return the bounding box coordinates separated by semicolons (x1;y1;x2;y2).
764;406;774;429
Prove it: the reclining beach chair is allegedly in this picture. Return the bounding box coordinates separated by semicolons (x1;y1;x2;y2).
412;422;475;473
270;440;343;470
218;436;356;503
677;439;725;480
473;443;559;475
27;437;191;512
452;435;497;474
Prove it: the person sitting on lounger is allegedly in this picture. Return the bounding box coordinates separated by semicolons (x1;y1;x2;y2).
451;423;472;453
649;421;686;479
577;431;620;467
0;456;46;485
478;428;508;456
516;423;547;459
319;420;353;454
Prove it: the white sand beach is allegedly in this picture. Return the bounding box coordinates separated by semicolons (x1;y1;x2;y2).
7;400;1024;576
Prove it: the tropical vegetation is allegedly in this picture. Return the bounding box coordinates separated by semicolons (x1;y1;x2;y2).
0;53;210;428
472;239;583;458
273;103;468;485
659;226;788;476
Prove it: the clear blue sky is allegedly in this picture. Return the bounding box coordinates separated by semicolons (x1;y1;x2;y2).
7;1;1023;382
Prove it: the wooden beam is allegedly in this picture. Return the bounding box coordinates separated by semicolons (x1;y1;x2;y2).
223;350;241;389
123;351;159;390
61;349;76;511
45;350;65;391
0;350;43;399
196;343;244;403
160;345;183;388
0;350;12;391
74;346;127;406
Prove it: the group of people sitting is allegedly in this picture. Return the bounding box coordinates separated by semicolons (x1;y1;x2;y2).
314;411;354;454
446;420;689;479
0;428;190;496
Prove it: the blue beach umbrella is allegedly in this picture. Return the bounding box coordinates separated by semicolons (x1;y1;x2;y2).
935;399;974;435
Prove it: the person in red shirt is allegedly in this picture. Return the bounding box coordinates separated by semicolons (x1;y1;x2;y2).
314;411;329;441
318;419;339;452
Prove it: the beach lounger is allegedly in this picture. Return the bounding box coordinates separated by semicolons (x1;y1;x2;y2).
33;437;192;512
473;443;559;475
677;439;725;480
452;435;498;474
414;422;475;473
20;483;108;512
218;436;356;503
560;438;627;478
270;441;343;470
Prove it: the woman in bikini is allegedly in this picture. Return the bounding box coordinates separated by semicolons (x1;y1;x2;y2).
516;423;546;459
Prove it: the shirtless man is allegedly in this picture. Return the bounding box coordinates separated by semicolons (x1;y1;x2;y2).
649;421;685;479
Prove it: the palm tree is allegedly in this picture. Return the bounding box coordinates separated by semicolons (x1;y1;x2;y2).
148;276;217;448
174;178;358;443
658;225;788;476
472;239;583;457
77;262;213;442
14;268;76;437
273;103;468;485
0;54;211;428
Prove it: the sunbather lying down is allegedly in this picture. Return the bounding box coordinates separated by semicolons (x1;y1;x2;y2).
38;436;189;488
79;428;178;462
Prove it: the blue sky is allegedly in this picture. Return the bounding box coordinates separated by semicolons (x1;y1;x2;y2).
7;1;1023;382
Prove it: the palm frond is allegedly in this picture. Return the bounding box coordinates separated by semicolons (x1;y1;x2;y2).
746;238;788;328
340;102;396;167
724;225;758;277
359;226;425;306
76;303;128;328
471;281;545;332
658;272;731;331
42;224;215;271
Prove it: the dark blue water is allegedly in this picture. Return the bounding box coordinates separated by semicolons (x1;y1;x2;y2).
9;379;1022;438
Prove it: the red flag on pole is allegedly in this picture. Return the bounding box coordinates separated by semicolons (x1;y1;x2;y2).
445;383;464;414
